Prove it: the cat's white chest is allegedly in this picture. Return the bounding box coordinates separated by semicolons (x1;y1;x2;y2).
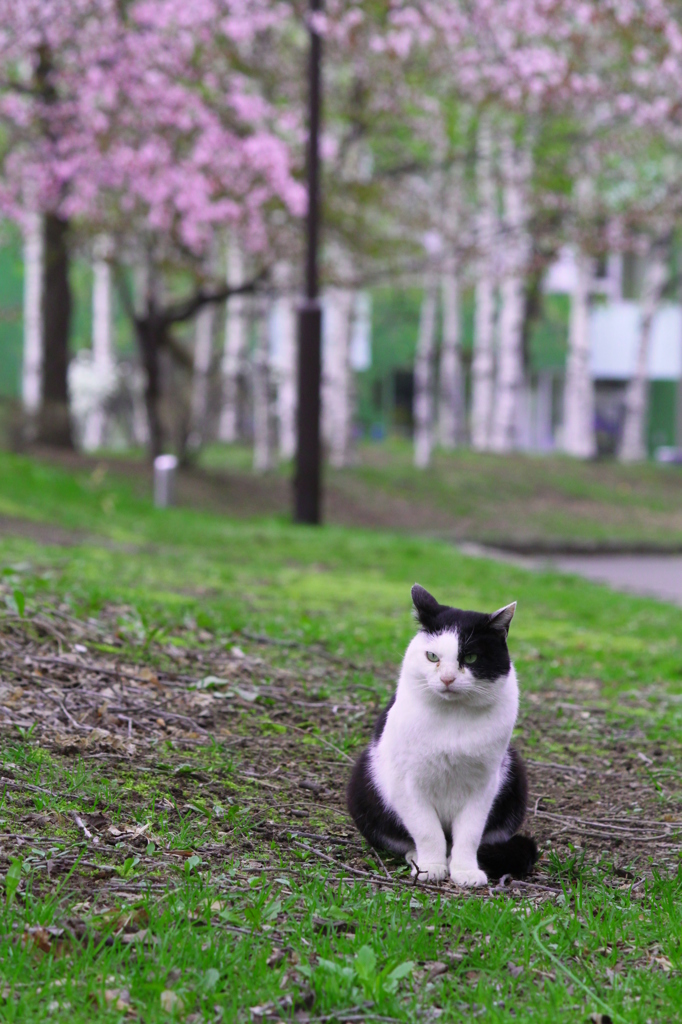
371;679;517;826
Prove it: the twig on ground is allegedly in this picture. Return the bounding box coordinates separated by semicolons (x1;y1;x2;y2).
304;1014;404;1024
71;811;99;844
527;759;589;774
58;699;95;731
535;809;680;836
28;655;184;688
0;776;54;796
365;842;391;880
291;840;545;898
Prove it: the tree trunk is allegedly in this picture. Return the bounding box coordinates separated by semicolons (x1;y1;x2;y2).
252;300;273;472
218;238;247;443
135;315;165;460
272;290;297;461
83;236;114;450
438;258;464;448
562;248;596;458
619;252;668;462
413;274;438;469
471;115;496;452
491;128;531;453
323;287;355;468
491;277;525;452
36;213;73;447
22;212;43;424
188;304;215;451
534;371;554;450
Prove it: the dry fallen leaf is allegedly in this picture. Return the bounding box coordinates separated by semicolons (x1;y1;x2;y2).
507;961;524;979
160;990;184;1014
105;988;131;1011
22;927;52;953
424;961;448;983
266;948;285;968
138;667;159;684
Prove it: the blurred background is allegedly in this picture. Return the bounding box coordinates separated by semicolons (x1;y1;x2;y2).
1;0;682;545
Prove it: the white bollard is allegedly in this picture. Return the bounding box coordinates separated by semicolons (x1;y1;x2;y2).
154;454;178;508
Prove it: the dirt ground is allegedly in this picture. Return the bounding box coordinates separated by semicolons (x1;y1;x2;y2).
1;604;679;913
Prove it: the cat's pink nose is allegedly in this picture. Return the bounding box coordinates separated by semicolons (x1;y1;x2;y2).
440;673;456;686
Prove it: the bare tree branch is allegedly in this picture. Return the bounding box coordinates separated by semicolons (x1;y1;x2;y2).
160;268;268;327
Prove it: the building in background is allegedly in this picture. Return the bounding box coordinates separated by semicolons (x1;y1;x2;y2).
356;251;682;456
545;248;681;455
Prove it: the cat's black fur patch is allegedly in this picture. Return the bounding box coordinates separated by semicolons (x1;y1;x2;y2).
477;834;538;879
346;745;413;855
411;585;512;682
477;744;536;878
483;745;528;841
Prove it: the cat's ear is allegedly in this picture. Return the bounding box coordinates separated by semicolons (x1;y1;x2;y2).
488;602;516;636
411;584;441;629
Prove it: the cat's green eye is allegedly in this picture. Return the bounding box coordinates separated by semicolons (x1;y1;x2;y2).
464;653;477;665
425;651;439;663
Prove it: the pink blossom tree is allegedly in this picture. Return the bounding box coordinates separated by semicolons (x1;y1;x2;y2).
0;0;305;454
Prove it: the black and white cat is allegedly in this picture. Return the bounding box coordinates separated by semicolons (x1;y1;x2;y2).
347;585;537;886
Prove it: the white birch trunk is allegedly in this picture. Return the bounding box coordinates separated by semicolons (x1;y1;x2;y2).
562;248;596;458
413;274;438;468
471;116;496;451
534;371;554;450
188;304;215;450
323;287;355;468
83;236;114;450
271;293;297;461
218;238;246;443
619;253;668;462
491;128;531;453
490;276;525;452
252;301;273;472
22;212;43;417
128;264;151;446
438;259;464;448
92;245;113;369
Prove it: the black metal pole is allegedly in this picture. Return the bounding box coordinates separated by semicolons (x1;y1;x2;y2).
294;0;323;525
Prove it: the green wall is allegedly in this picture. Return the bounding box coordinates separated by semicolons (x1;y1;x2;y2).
0;223;23;398
648;380;677;454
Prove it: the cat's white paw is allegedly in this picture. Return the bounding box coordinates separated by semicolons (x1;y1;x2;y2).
450;866;488;888
410;860;449;882
405;848;417;869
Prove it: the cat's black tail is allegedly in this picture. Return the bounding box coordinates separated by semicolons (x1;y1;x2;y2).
477;834;538;880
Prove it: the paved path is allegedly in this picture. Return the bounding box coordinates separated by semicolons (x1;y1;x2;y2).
549;554;682;607
460;544;682;607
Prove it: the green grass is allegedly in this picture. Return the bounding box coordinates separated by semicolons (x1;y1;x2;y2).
0;449;681;1022
200;437;682;548
343;439;682;547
